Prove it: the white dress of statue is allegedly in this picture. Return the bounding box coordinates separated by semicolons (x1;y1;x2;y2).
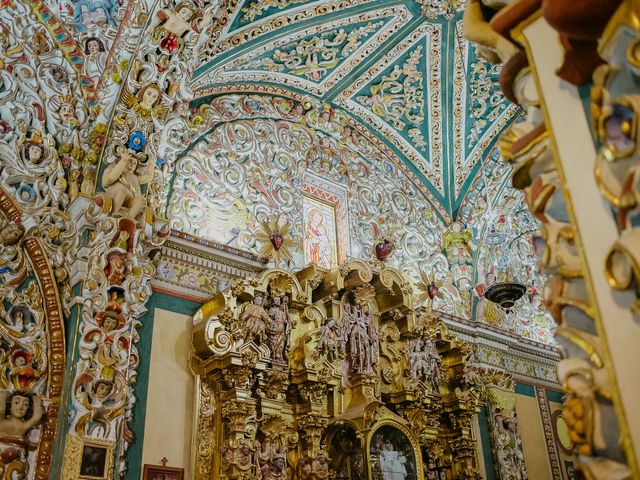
379;442;407;480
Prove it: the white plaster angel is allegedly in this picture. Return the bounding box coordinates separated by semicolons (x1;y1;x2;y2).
83;36;108;90
101;146;155;220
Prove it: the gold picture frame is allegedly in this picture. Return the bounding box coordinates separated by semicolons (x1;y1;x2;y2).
367;420;425;480
62;434;115;480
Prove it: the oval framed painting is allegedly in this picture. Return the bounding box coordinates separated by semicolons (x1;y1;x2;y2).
367;421;424;480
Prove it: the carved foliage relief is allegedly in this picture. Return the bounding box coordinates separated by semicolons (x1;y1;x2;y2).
191;262;482;480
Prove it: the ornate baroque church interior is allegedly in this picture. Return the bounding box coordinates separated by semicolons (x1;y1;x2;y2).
0;0;638;478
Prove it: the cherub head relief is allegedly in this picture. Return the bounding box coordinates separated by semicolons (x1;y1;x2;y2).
137;83;162;111
0;222;25;247
176;3;195;21
85;36;105;55
92;378;114;401
57;96;78;125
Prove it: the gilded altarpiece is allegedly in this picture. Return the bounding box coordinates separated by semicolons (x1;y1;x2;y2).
190;260;482;480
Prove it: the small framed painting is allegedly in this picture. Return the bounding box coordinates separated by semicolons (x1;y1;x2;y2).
61;434;114;480
80;444;109;478
142;464;184;480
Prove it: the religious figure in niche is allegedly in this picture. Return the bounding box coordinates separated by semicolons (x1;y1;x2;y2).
442;221;473;267
370;426;417;480
317;317;339;362
379;440;408;480
304;206;336;269
253;437;290;480
341;304;379;375
242;295;269;344
407;338;441;391
0;390;43;439
102;147;154;219
331;426;365;480
266;296;291;361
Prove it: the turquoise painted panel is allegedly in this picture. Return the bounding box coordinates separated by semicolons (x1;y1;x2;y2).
230;0;316;31
478;406;497;480
546;389;565;405
354;41;429;154
515;382;535;398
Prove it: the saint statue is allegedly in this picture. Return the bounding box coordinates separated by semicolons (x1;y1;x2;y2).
408;338;442;390
317;317;339;362
242;295;269;344
342;304;379;375
266;296;291;361
304;208;335;269
379;440;407;480
442;221;473;266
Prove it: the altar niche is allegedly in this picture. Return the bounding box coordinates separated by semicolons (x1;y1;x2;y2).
190;260;482;480
368;423;421;480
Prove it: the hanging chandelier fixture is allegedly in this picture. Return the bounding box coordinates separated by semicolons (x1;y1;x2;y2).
484;282;527;313
482;213;534;313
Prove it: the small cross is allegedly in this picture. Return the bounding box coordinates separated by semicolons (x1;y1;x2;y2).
160;457;168;467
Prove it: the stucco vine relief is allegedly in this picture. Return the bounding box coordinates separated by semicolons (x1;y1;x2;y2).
165;91;556;347
0;0;563;475
167;93;470;314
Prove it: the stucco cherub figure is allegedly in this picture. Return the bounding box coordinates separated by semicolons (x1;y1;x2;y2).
74;367;124;437
122;83;167;123
101;146;154;220
463;0;519;65
152;2;214;56
0;390;43;439
0;224;24;247
266;296;291;361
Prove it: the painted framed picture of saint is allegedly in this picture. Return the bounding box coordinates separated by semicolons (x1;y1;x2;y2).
79;444;108;478
142;463;184;480
368;422;423;480
302;195;339;269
